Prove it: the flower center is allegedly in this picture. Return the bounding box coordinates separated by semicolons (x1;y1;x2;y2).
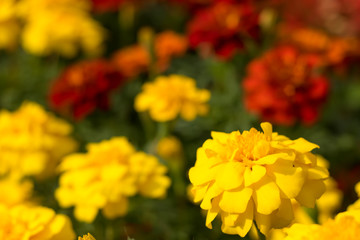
230;128;271;163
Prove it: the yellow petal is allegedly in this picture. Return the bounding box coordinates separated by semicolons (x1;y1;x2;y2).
189;165;216;186
296;179;326;208
287;138;319;153
254;211;271;235
211;131;229;144
252;175;281;215
206;196;220;229
221;200;254;237
219;187;253;213
200;182;223;210
255;152;295;165
192;184;208;203
244;165;266;187
307;165;329;180
216;162;245;191
260;122;272;139
270;198;294;228
267;159;305;199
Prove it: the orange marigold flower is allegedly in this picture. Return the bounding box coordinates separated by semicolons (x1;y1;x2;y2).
243;45;329;125
111;45;150;78
155;31;188;71
187;0;259;59
49;59;125;120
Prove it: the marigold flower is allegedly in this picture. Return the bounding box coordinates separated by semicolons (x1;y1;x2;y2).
156;136;183;161
18;0;104;57
49;59;125;120
189;122;328;237
283;209;360;240
278;25;360;66
0;0;20;50
0;176;33;207
0;102;77;178
112;31;187;78
79;233;96;240
187;0;259;59
243;45;330;125
56;137;170;223
111;45;150;78
135;75;210;122
0;204;76;240
155;31;188;71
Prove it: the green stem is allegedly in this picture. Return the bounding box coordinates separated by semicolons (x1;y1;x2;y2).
105;219;116;240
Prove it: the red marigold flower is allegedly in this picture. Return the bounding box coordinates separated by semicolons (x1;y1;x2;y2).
49;60;125;120
243;45;330;125
187;0;259;60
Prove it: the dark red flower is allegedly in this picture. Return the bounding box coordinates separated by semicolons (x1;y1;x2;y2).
49;60;125;120
243;45;330;125
90;0;125;12
187;0;259;60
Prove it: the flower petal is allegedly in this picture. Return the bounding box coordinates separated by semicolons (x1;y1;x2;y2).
260;122;272;139
296;179;326;208
287;138;319;153
244;165;266;187
216;162;245;191
252;175;281;215
267;159;306;199
219;187;253;213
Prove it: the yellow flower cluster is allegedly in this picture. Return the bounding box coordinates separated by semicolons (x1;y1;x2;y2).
0;176;33;207
283;209;360;240
189;122;329;237
18;0;105;57
0;0;105;56
135;75;210;122
56;137;171;223
79;233;96;240
0;102;77;178
0;0;20;50
0;204;75;240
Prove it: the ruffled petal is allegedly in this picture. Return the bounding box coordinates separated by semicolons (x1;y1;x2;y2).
219;187;253;213
252;175;281;215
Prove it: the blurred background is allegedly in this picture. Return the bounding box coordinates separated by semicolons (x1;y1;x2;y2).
1;0;360;239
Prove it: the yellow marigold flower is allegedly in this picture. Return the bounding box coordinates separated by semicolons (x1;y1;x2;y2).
18;0;104;57
135;75;210;122
79;233;96;240
0;102;77;178
283;210;360;240
0;204;76;240
56;137;170;223
0;0;20;50
189;122;328;237
156;136;183;161
0;176;33;207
